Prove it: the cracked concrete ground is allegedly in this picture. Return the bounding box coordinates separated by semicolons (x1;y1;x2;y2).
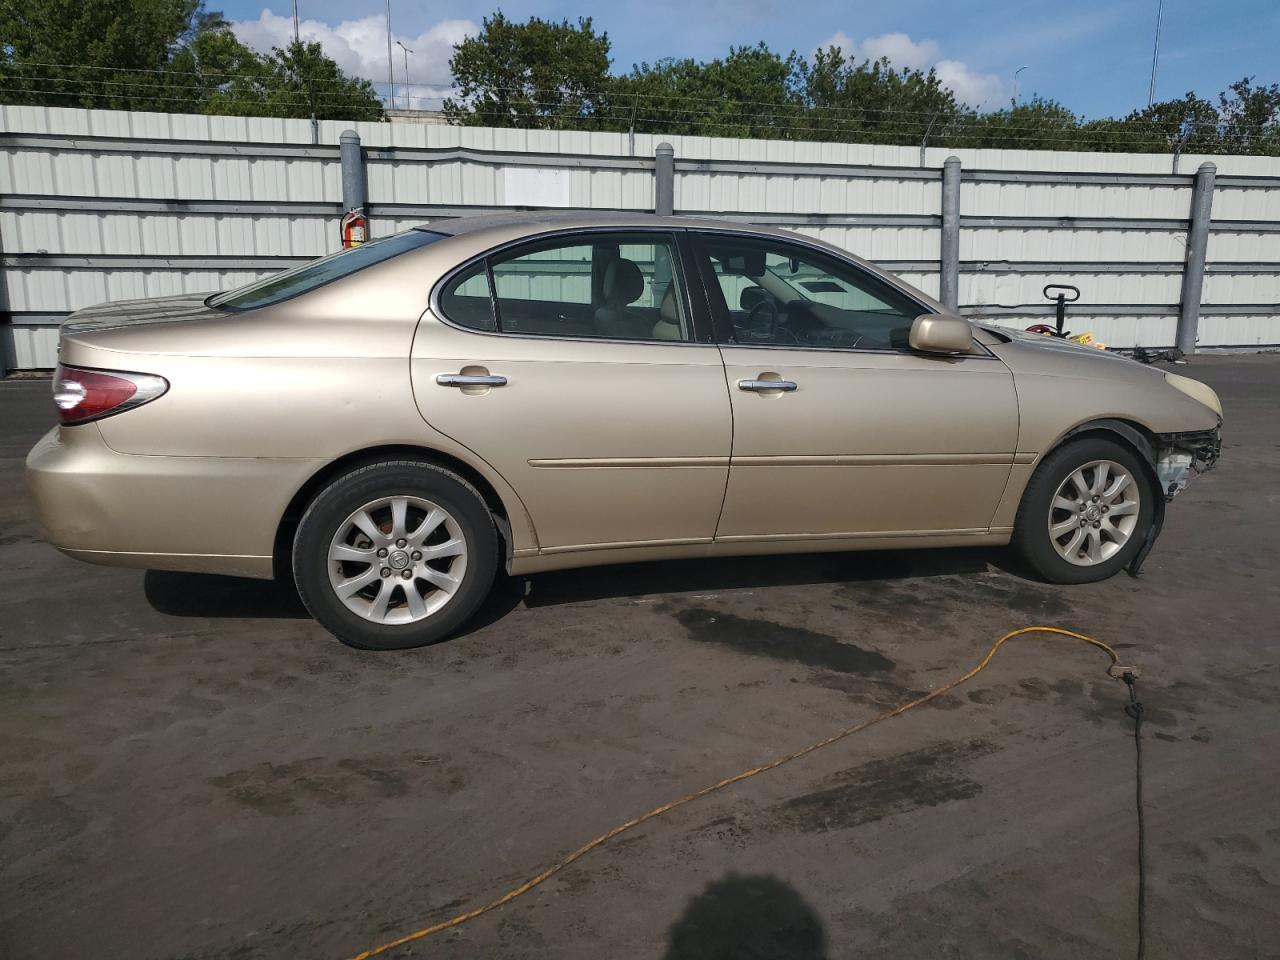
1;355;1277;959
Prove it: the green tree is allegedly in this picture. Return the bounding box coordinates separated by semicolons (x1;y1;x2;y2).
0;0;204;110
949;97;1082;151
611;44;804;138
0;0;382;120
797;46;962;144
204;41;383;121
1216;77;1280;155
444;12;612;128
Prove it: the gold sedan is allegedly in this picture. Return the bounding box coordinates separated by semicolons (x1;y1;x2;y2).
26;213;1222;648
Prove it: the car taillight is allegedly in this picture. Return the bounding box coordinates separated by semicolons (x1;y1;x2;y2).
52;365;169;425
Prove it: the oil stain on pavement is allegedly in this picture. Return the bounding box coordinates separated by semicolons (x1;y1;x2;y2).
673;607;895;674
770;739;997;832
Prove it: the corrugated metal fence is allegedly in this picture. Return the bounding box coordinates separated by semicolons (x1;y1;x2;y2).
2;104;1278;370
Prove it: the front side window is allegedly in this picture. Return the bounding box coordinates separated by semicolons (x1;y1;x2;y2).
210;230;446;311
437;233;692;342
695;234;924;351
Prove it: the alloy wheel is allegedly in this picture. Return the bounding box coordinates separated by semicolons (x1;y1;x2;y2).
1047;459;1141;566
326;495;468;624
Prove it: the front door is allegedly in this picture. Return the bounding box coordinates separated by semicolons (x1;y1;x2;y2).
411;231;732;551
691;232;1019;542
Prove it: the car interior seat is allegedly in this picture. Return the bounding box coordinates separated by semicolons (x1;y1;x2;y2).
651;283;684;340
593;258;650;339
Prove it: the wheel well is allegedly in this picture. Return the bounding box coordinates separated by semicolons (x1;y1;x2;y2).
272;445;512;582
1055;418;1159;467
1041;418;1163;501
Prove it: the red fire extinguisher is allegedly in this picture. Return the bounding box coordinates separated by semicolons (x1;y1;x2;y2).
340;208;368;248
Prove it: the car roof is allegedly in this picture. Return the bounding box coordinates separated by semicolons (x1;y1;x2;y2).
416;210;816;243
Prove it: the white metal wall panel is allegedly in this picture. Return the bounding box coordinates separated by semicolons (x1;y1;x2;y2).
792;226;940;261
961;228;1192;263
1207;230;1280;264
964;181;1189;219
675;173;938;217
2;268;274;313
1212;186;1280;221
961;271;1181;308
3;325;60;368
1202;272;1280;304
2;105;1279;369
1198;314;1280;347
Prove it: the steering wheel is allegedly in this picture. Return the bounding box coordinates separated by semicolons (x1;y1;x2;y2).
745;298;780;341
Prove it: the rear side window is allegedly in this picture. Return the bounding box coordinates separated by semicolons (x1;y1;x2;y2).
209;230;447;311
436;232;692;342
438;262;497;331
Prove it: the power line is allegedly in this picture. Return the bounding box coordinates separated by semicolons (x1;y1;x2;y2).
0;71;1249;140
2;86;1240;152
1;61;1256;131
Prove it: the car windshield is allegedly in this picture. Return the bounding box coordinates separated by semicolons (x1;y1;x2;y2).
763;264;819;302
208;229;447;310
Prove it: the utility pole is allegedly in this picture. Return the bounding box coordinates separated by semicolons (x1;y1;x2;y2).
385;0;395;111
290;0;317;143
1147;0;1164;107
1014;66;1028;104
396;41;413;112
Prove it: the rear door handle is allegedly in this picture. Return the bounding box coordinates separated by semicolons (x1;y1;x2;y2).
436;374;508;387
738;378;797;392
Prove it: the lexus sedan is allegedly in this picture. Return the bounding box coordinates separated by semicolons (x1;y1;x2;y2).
26;212;1223;649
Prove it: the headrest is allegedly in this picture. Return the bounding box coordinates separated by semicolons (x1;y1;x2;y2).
602;258;644;305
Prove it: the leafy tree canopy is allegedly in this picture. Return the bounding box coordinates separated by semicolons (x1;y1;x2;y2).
443;12;612;128
0;0;383;120
2;4;1276;154
446;13;1280;156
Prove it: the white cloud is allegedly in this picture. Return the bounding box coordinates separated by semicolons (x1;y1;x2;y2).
933;59;1007;110
817;31;856;57
814;30;1009;109
230;11;478;105
857;33;940;71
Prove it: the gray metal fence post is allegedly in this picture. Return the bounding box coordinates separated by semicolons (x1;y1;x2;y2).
940;156;962;312
339;128;366;217
655;142;674;217
1176;161;1216;355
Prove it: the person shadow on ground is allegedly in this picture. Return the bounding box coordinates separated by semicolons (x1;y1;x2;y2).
663;872;828;960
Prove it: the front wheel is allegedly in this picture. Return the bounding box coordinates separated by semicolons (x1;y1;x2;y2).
1011;437;1155;584
293;461;499;649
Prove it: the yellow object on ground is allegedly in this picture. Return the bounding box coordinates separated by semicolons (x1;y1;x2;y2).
1069;331;1108;349
348;626;1133;960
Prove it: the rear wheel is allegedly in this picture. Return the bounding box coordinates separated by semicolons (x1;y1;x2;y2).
293;461;499;649
1012;437;1155;584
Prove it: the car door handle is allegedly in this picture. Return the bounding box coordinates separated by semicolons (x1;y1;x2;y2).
436;374;508;387
738;378;797;392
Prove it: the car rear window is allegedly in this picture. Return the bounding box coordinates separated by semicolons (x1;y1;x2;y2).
209;229;447;311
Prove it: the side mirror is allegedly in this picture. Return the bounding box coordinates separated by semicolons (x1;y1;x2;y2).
909;313;973;353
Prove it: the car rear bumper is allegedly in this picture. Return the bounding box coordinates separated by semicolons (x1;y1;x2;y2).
25;425;323;580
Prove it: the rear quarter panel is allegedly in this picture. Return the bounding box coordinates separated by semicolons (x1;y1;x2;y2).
54;243;540;554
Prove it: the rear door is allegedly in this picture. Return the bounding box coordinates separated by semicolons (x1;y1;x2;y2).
411;230;733;552
691;231;1019;542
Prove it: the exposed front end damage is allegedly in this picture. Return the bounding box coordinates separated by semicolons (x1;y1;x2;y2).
1154;426;1222;500
1125;424;1221;577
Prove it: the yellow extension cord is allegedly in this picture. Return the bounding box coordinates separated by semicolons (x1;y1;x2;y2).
348;626;1133;959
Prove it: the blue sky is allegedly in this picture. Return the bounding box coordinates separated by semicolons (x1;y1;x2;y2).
217;0;1280;117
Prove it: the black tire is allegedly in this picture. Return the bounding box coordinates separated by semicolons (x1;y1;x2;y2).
1011;436;1156;584
292;460;499;650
